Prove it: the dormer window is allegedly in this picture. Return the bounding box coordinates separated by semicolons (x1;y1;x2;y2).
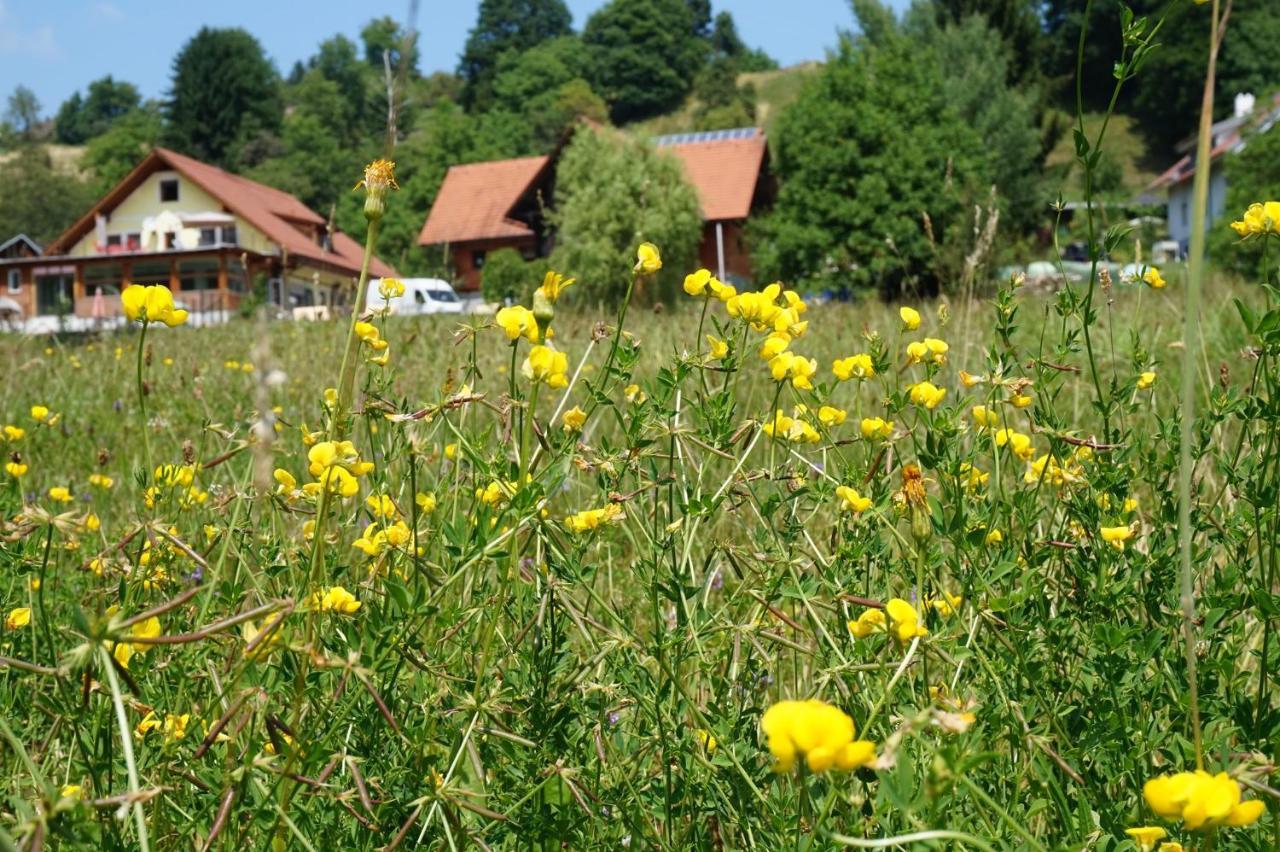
159;179;179;202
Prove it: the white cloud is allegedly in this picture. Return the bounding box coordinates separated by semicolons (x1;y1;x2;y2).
91;1;124;20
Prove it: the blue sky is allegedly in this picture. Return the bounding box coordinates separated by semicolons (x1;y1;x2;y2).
0;0;910;117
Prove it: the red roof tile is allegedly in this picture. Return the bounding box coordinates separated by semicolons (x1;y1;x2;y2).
659;128;768;221
418;156;550;245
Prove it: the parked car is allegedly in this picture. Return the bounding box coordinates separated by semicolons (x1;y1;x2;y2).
373;278;464;315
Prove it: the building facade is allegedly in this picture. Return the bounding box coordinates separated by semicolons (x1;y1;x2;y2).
0;148;395;328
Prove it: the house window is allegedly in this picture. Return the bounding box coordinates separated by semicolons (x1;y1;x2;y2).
159;179;179;202
34;274;74;316
7;268;21;293
1180;200;1189;228
164;233;176;249
179;259;220;291
84;263;125;297
126;233;141;251
106;234;122;248
198;228;217;247
473;250;486;269
221;225;237;246
226;260;247;292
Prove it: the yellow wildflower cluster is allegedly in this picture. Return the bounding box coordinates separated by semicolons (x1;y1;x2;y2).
1230;201;1280;238
1143;770;1264;831
306;441;374;498
564;502;623;534
121;283;189;327
848;598;929;641
309;585;362;614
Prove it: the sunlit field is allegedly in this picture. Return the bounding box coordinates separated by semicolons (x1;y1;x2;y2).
1;257;1277;849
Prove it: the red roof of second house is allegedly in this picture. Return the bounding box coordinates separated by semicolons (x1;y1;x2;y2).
418;156;551;245
48;147;397;278
1152;92;1280;190
418;127;768;246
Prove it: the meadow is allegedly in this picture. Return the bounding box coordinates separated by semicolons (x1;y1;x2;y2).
0;240;1277;850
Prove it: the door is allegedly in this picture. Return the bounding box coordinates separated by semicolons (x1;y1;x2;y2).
35;274;74;316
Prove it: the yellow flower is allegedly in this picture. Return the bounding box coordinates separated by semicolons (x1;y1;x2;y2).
759;699;877;774
356;159;398;220
353;523;388;556
522;344;569;388
928;591;963;617
242;618;282;661
694;728;718;753
162;713;190;743
59;784;82;800
907;338;948;365
1229;201;1280;238
884;598;929;641
1100;524;1135;550
564;503;623;533
31;405;50;423
1125;827;1167;852
725;283;783;330
817;406;846;427
624;384;646;404
7;461;28;478
415;492;437;514
1010;391;1033;408
909;381;946;409
899;306;921;330
769;351;817;390
121;284;188;327
994;428;1034;461
311;585;361;614
958;370;984;388
84;512;100;532
89;473;113;489
48;486;73;503
365;494;399;519
958;463;988;491
537;270;575;303
970;405;1000;430
444;442;458;461
985;528;1003;545
835;485;872;514
860;417;894;441
3;425;24;441
6;607;32;630
562;405;587;432
1143;266;1167;289
495;305;539;343
112;615;162;669
634;242;662;274
848;608;886;638
833;353;875;381
378;277;405;300
134;711;161;738
759;331;791;360
706;335;729;360
1144;770;1265;831
683;268;712;296
1138;371;1156;390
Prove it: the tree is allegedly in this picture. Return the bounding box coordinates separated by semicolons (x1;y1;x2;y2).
5;86;41;140
491;36;607;147
0;148;96;243
481;248;545;303
247;112;353;213
932;0;1043;87
583;0;706;124
308;35;372;141
458;0;573;109
165;27;283;168
903;9;1044;233
82;106;164;193
54;76;141;144
708;12;776;72
361;16;421;74
549;126;702;301
752;13;990;295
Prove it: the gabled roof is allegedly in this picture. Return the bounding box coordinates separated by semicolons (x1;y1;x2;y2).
0;234;41;257
418;126;769;247
1152;93;1280;190
46;148;396;278
655;127;768;221
418;156;550;246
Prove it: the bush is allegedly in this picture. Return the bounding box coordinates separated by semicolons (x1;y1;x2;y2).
481;248;544;305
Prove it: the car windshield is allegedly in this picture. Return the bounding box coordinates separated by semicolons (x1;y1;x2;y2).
427;289;457;302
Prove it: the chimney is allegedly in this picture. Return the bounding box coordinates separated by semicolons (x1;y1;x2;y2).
1235;92;1256;119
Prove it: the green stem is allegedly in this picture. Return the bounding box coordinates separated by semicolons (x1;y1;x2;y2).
329;218;382;442
1178;0;1222;771
100;647;150;852
135;320;152;479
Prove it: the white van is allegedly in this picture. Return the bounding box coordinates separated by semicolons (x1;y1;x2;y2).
372;278;465;315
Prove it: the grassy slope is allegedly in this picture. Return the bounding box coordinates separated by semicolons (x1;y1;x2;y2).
626;62;822;138
1044;111;1164;201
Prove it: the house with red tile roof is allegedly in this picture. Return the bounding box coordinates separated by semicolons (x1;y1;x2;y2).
0;147;396;322
419;126;773;292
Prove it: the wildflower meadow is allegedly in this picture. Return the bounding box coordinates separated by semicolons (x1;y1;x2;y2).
3;2;1280;851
